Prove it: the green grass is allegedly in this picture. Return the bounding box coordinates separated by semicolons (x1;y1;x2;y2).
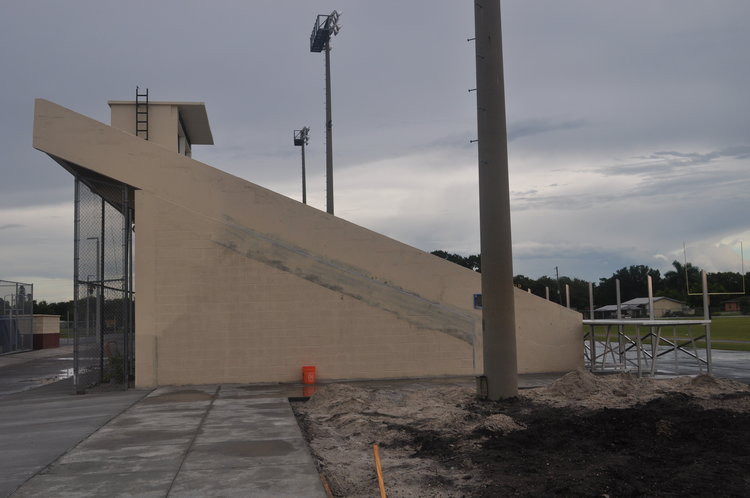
708;316;750;341
586;316;750;350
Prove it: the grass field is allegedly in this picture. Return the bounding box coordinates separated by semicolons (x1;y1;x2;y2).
708;316;750;341
588;316;750;351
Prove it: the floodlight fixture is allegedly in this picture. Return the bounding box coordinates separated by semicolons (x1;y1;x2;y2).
309;10;341;215
293;127;310;204
293;127;309;147
310;11;341;52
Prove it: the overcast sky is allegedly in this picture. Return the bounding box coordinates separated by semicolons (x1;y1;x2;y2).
1;1;748;302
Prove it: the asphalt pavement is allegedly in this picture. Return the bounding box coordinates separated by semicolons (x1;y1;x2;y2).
0;371;147;497
0;346;75;397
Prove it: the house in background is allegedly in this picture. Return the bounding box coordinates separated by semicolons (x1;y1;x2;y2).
722;297;744;313
594;302;641;320
595;296;687;319
33;97;583;390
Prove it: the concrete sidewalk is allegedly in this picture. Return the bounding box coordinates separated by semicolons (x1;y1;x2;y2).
8;384;327;498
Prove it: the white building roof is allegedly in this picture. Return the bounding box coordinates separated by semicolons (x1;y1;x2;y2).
595;304;641;312
596;297;685;311
622;297;684;306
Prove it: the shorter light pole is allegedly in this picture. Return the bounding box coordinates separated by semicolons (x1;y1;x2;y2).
294;127;310;204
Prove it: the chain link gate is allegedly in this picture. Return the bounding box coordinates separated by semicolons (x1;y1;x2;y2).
73;176;134;392
0;280;34;354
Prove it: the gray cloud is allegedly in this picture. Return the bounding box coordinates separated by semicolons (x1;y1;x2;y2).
508;119;586;142
512;160;750;213
1;1;749;294
652;146;750;165
552;145;750;201
0;224;25;230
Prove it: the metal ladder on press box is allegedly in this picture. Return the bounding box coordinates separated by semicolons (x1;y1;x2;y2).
135;86;148;140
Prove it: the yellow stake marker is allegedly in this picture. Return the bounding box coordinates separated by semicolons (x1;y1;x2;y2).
372;443;387;498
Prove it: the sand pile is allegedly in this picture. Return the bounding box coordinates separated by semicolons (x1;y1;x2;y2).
293;373;750;497
296;383;481;496
523;368;750;409
477;413;526;434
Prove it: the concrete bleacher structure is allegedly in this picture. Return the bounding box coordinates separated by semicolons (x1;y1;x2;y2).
33;98;581;388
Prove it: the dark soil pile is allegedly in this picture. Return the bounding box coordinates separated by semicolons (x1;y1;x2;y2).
458;393;750;497
292;371;750;497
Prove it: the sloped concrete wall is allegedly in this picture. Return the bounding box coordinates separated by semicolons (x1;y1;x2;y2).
514;291;582;374
33;99;582;387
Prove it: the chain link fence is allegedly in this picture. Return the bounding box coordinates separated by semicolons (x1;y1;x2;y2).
0;280;34;354
73;176;134;392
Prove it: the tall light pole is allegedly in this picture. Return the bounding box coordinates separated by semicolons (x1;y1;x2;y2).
474;0;518;400
310;10;341;215
294;127;310;204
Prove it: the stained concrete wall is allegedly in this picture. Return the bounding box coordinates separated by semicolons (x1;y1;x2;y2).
33;98;582;387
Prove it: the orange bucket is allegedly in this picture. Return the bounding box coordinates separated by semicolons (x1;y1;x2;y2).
302;365;316;384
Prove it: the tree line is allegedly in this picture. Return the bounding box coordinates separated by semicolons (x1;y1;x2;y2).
11;252;749;316
27;300;74;320
431;250;749;313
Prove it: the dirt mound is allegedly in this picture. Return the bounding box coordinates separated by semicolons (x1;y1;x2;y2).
522;368;661;409
522;368;750;409
477;413;525;434
293;374;750;497
673;372;750;397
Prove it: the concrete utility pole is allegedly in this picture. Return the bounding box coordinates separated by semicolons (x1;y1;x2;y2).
474;0;518;399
